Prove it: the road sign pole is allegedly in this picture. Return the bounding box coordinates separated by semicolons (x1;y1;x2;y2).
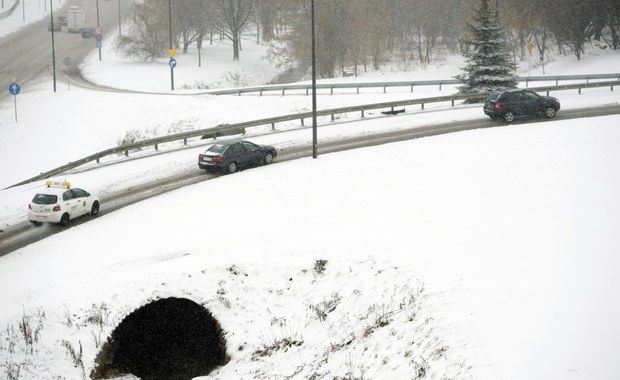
9;82;22;122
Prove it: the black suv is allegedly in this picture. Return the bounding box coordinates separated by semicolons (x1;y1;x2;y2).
483;88;560;123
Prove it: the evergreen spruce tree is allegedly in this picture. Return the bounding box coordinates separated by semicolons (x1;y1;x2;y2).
456;0;517;95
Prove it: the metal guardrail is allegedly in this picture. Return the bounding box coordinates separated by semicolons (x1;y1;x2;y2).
202;73;620;96
7;80;619;189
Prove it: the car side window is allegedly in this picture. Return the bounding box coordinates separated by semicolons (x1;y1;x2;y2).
231;143;244;155
63;191;75;201
241;142;259;152
72;189;88;198
523;91;539;101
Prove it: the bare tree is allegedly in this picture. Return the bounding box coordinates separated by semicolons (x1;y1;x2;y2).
213;0;256;60
115;0;169;61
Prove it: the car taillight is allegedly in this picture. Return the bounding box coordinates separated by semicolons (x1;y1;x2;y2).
495;102;503;111
198;154;204;160
52;204;61;212
212;156;224;163
28;204;32;209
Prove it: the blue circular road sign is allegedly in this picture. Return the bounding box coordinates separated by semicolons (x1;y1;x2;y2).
169;58;177;69
9;82;21;95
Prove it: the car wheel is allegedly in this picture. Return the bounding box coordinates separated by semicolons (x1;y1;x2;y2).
227;162;237;174
544;107;556;119
60;213;70;227
264;153;273;165
91;201;100;216
503;111;515;123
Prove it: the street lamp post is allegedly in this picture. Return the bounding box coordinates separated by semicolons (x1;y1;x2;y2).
96;0;101;61
168;0;174;91
311;0;317;159
118;0;121;36
50;0;57;92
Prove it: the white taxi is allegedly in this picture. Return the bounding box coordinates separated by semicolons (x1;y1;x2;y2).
28;181;100;226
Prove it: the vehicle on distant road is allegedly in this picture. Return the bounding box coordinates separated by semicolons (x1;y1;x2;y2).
483;88;560;123
81;27;95;39
48;22;61;32
28;181;100;227
57;16;68;26
67;6;85;33
198;139;277;174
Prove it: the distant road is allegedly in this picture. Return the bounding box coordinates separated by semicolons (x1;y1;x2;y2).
1;104;619;256
0;0;132;101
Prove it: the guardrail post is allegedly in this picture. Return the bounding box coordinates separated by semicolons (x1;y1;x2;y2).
271;122;275;130
546;90;550;96
438;83;441;91
330;87;334;95
556;79;559;86
361;110;364;118
183;138;187;145
411;84;414;92
357;87;360;94
155;144;159;151
331;114;334;121
526;80;529;88
125;150;128;157
612;84;614;92
282;88;285;96
578;87;582;95
306;88;309;96
97;158;100;164
301;118;305;126
451;99;455;107
260;90;263;96
383;86;386;94
421;103;424;110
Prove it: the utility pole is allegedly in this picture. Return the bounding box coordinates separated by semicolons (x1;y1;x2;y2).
118;0;121;36
168;0;174;91
96;0;101;61
311;0;317;159
50;0;57;92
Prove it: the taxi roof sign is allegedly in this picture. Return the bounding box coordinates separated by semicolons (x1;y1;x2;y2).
46;180;71;189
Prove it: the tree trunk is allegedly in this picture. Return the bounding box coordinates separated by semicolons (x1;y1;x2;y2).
233;35;240;60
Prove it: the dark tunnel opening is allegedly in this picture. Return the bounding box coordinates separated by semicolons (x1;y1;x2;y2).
91;297;229;380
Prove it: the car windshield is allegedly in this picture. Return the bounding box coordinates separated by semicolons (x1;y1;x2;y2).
32;194;58;205
206;144;227;154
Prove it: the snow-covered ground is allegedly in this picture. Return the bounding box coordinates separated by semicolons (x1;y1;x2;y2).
1;9;620;380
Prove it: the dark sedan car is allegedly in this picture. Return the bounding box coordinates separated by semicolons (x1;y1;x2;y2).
198;139;277;174
483;88;560;123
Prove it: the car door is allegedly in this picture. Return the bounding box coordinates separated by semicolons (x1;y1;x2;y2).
508;91;527;116
62;190;81;216
72;188;90;216
522;91;542;114
228;143;247;167
240;141;262;165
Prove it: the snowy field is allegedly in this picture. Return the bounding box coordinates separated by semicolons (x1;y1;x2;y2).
1;7;620;380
